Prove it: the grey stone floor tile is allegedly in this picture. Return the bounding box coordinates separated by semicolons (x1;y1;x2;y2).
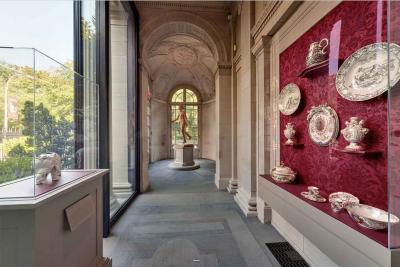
104;159;285;267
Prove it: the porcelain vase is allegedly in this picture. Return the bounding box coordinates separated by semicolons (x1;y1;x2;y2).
341;117;369;151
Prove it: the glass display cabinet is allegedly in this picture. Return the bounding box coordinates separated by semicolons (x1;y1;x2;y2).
258;1;400;266
0;47;99;199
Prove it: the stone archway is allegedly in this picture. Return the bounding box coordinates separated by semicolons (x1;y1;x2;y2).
138;6;232;192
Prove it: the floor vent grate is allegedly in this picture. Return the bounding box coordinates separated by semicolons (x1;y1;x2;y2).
266;242;309;267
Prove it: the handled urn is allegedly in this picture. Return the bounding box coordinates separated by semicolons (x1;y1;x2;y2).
340;117;369;151
284;123;296;145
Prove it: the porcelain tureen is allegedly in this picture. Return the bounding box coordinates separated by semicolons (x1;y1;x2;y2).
271;162;296;183
329;192;359;212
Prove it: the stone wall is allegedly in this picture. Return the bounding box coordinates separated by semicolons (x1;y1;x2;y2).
150;99;169;162
201;100;216;160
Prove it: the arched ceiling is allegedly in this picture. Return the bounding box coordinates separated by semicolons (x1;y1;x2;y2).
143;23;219;102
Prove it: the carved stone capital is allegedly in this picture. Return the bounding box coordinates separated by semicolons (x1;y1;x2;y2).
251;36;272;58
215;62;232;76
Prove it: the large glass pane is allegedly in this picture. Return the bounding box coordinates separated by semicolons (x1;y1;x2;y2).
171;104;199;146
0;48;98;200
0;48;35;190
185;89;198;103
272;1;394;248
109;1;137;218
172;89;184;103
171;105;181;144
388;0;400;249
186;105;199;144
79;0;98;169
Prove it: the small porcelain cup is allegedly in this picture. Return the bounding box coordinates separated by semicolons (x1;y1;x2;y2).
306;38;329;67
308;186;320;197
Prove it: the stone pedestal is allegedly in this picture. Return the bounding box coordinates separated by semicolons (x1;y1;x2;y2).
169;144;200;170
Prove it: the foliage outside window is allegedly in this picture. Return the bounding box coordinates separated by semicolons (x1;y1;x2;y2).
171;88;199;145
0;61;74;184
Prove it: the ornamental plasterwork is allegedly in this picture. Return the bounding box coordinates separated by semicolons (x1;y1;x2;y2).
135;1;230;13
144;33;217;101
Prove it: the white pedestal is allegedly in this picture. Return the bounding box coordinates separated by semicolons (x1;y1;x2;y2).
0;170;109;267
169;144;200;170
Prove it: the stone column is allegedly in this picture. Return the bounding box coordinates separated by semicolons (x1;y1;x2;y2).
227;64;238;193
110;16;130;190
234;1;258;216
227;12;238;194
214;63;232;190
139;59;150;192
252;36;272;223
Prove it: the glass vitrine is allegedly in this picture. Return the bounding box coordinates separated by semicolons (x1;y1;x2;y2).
272;0;400;249
0;47;99;199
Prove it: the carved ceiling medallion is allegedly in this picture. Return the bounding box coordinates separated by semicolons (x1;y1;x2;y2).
173;46;197;66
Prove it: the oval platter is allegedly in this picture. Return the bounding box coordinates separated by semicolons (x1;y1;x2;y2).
307;104;339;146
278;83;301;115
336;42;400;101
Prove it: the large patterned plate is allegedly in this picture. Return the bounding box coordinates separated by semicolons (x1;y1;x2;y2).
307;104;339;146
278;83;301;115
336;43;400;101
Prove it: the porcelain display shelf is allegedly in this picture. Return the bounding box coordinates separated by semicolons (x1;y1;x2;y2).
260;174;388;247
0;170;97;199
332;147;383;156
298;59;343;78
283;143;304;147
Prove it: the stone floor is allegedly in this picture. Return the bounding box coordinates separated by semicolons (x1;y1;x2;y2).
104;159;286;267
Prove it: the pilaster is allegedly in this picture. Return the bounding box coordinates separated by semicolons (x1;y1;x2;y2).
234;1;258;216
214;63;232;191
139;59;150;193
252;36;273;223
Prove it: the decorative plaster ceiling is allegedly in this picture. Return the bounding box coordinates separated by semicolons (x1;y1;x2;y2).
144;30;217;101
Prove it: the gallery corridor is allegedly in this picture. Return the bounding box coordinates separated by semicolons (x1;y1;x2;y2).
103;160;286;267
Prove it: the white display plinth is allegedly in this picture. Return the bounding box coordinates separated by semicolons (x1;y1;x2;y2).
0;169;110;267
169;144;200;170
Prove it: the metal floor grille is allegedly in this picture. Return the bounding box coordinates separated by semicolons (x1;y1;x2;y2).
266;242;309;267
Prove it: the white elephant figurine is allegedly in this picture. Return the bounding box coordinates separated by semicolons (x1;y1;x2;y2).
34;153;61;185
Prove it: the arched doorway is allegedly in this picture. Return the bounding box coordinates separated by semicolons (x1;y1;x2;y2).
138;7;232;191
169;87;200;153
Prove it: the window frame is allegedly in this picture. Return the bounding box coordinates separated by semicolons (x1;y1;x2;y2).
168;86;201;155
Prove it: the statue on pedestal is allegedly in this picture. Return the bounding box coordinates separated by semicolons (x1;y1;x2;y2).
172;104;191;143
169;104;199;170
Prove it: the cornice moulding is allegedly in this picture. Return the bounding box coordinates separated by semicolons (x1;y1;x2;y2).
135;1;231;13
251;2;283;39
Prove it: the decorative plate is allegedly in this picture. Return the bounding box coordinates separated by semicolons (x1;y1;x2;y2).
300;192;327;203
278;83;301;115
307;104;339;146
336;43;400;101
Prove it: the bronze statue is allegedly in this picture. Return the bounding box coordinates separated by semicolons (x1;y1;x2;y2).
172;104;192;143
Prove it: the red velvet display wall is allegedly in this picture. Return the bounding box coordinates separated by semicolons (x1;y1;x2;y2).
279;1;392;210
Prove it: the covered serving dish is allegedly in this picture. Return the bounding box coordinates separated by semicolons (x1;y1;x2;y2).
271;162;296;183
346;204;400;230
329;192;359;212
